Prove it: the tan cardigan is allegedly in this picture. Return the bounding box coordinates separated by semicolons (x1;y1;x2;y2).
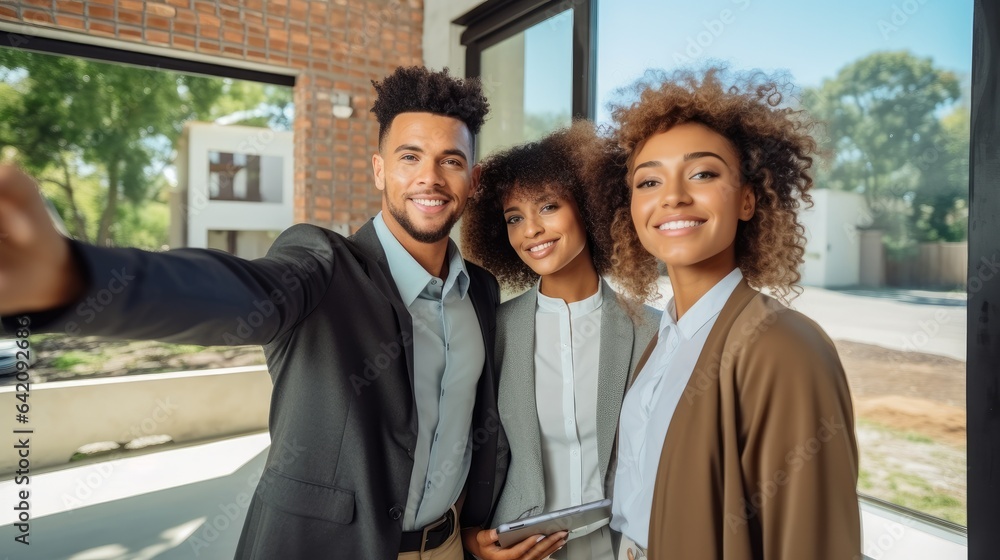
633;279;861;559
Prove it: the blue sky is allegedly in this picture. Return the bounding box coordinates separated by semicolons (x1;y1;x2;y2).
593;0;974;122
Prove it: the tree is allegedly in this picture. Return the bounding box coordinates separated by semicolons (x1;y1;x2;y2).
802;51;964;245
0;48;224;245
210;81;294;131
909;106;970;242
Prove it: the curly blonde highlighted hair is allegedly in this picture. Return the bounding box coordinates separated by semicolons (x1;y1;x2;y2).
608;67;817;304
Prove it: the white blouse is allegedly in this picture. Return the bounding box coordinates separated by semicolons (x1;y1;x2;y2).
534;285;613;559
611;268;743;548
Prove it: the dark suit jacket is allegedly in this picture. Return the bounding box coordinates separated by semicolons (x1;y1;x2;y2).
5;220;502;559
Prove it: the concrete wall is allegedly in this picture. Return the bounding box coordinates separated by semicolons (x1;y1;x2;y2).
859;229;886;287
0;367;271;476
823;189;865;287
799;189;867;288
423;0;484;73
799;191;829;287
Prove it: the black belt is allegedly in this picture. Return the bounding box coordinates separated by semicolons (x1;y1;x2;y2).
399;508;455;553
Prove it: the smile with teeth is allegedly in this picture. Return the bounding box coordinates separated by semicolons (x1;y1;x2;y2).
412;198;447;207
528;241;555;253
659;220;705;231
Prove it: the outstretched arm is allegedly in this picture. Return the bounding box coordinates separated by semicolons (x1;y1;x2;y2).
0;165;336;346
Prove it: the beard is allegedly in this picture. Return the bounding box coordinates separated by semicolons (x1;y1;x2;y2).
384;188;462;244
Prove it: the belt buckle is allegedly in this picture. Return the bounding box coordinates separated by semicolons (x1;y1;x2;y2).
419;507;453;554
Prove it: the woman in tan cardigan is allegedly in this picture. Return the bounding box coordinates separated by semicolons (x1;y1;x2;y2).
606;68;862;560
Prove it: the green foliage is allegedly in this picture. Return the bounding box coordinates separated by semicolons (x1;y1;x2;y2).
523;111;572;143
909;107;970;242
803;51;969;245
887;472;966;525
51;351;101;370
0;48;292;248
210;81;294;130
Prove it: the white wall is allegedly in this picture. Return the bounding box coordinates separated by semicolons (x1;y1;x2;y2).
799;192;828;287
207;230;280;260
423;0;484;72
799;189;868;288
259;155;284;203
823;189;866;287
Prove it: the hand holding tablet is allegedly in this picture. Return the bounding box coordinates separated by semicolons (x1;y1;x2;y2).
495;499;613;548
461;527;567;560
462;499;612;559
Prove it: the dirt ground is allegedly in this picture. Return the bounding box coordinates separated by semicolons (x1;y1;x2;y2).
834;339;967;524
835;339;966;447
4;336;266;386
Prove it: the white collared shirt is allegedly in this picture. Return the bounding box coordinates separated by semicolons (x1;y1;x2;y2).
534;285;614;559
611;268;744;548
372;213;485;531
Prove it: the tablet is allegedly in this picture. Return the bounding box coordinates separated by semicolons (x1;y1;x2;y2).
494;499;613;548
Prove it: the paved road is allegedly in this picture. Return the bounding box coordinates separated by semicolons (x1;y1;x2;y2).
789;287;966;362
653;278;967;361
0;433;269;560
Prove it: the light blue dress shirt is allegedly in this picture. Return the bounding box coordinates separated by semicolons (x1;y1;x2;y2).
611;268;743;548
373;213;486;531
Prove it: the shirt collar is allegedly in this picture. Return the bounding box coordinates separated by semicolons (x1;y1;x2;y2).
535;281;603;316
372;212;470;306
660;267;743;340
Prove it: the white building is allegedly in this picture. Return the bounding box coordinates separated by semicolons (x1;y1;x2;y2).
798;189;869;288
169;122;294;260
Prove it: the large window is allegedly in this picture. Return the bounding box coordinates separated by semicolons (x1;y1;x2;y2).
595;0;974;531
477;8;574;156
0;47;292;387
460;0;596;156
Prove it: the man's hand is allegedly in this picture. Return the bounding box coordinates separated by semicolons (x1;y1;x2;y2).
0;165;84;315
461;527;567;560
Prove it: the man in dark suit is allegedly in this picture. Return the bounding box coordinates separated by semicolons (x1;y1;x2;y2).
0;66;505;559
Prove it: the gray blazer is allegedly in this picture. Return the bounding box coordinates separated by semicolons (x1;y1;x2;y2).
490;279;659;526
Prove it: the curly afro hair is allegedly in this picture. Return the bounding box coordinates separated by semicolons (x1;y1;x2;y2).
608;67;817;304
461;121;626;292
370;66;489;149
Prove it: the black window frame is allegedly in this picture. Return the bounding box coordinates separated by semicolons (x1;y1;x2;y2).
967;1;999;558
0;30;295;87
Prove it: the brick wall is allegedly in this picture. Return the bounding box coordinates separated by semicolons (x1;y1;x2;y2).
0;0;424;231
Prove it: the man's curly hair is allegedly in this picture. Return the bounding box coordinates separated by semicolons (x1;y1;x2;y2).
461;121;624;291
608;67;817;304
370;66;489;149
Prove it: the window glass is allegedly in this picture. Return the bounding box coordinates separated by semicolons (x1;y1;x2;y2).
0;48;290;386
597;0;973;525
478;8;574;157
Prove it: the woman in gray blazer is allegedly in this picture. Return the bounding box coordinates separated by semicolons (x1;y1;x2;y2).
460;122;659;560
